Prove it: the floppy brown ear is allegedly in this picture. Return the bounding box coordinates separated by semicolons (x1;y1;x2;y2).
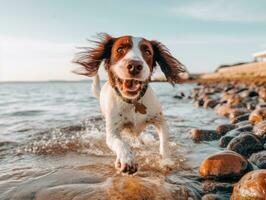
151;40;187;85
73;33;114;76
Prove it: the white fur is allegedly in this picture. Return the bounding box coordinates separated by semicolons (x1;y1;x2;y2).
112;37;151;81
99;81;170;170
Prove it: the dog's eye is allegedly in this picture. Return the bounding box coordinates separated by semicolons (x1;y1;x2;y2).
117;47;124;53
145;49;151;56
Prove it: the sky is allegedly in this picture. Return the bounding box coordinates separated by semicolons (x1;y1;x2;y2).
0;0;266;81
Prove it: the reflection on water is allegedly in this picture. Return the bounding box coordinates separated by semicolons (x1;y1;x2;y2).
0;81;228;199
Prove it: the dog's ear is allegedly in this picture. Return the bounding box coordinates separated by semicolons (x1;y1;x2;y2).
73;33;114;76
151;40;187;85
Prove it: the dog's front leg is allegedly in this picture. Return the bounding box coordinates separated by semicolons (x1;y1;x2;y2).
105;119;138;174
155;120;170;159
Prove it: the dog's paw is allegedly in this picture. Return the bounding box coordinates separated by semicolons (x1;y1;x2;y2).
115;152;138;175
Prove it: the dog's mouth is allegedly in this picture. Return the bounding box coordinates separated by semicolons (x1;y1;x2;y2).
116;77;145;98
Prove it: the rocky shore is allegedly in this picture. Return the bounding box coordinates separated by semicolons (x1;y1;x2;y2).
190;80;266;199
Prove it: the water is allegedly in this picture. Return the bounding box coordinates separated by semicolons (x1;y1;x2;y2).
0;81;228;199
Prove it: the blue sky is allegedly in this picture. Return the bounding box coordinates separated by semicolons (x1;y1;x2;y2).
0;0;265;81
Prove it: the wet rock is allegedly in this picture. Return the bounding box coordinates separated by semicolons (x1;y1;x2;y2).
216;124;236;135
256;103;266;109
221;93;242;107
215;104;233;117
233;124;253;133
229;108;249;121
202;180;233;193
253;120;266;138
190;129;218;142
231;113;250;124
202;193;229;200
193;98;205;108
249;151;266;169
203;99;219;109
199;150;251;180
235;120;251;128
173;92;185;99
227;134;263;157
36;176;177;200
259;88;266;102
231;170;266;200
219;135;235;148
249;108;266;125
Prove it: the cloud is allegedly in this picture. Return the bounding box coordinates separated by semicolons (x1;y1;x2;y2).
171;0;266;22
0;35;84;81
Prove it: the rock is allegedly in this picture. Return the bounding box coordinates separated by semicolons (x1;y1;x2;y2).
216;124;236;135
253;120;266;138
227;134;263;157
202;194;228;200
231;170;266;200
231;113;250;124
249;108;266;125
229;109;249;121
202;180;233;193
249;151;266;169
219;135;235;148
190;129;219;142
203;99;219;109
256;103;266;109
235;120;251;128
221;93;242;107
215;104;233;117
193;99;205;108
259;88;266;102
199;150;251;179
234;125;253;132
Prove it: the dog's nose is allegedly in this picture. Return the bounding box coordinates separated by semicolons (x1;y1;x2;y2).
127;60;143;75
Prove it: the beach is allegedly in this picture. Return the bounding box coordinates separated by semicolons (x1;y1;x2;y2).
0;73;265;199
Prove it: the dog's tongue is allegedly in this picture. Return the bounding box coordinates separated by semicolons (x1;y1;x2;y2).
123;80;140;91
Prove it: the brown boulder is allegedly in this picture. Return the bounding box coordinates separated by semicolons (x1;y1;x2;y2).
249;108;266;125
231;170;266;200
199;151;251;179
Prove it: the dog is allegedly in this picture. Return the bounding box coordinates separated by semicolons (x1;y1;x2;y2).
73;33;187;174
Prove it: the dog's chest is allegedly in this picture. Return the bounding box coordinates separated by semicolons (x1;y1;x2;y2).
117;102;161;135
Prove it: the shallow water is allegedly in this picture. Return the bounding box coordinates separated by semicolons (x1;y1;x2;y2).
0;81;229;199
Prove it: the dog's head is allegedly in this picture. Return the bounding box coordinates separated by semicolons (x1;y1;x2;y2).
74;33;187;100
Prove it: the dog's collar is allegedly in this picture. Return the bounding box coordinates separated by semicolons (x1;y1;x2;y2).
113;83;148;114
114;83;148;104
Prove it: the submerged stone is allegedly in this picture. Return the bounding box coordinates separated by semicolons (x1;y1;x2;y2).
190;129;218;142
